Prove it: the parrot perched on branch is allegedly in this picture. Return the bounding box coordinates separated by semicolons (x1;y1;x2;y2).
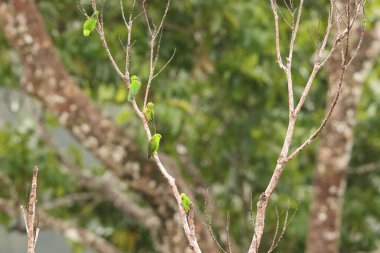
144;102;155;123
83;11;99;37
148;133;162;158
128;75;141;102
180;193;191;213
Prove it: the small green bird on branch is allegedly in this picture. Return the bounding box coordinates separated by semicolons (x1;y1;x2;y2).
180;193;191;213
83;11;99;37
144;102;156;132
128;75;141;102
148;133;162;158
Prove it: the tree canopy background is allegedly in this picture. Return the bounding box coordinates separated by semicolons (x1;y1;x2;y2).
0;0;379;252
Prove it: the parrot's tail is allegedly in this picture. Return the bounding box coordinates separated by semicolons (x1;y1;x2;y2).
127;94;133;102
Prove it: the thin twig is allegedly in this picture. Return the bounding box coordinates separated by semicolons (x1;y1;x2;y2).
270;0;286;70
267;207;280;253
120;0;130;30
142;0;153;36
34;228;40;248
277;6;292;28
268;200;299;252
20;205;29;232
286;3;364;162
205;218;228;253
84;0;126;81
75;0;88;17
152;48;176;79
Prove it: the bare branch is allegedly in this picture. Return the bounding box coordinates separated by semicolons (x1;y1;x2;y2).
287;2;365;162
267;207;280;253
151;30;164;79
285;0;303;113
294;0;334;115
75;0;88;17
152;48;176;79
287;0;303;70
319;1;364;66
142;0;153;36
141;0;173;107
277;7;292;28
34;228;40;248
82;0;126;81
270;0;287;70
130;93;202;252
226;211;232;253
205;217;228;253
120;0;130;30
188;203;199;251
248;1;365;252
307;26;320;49
155;0;171;40
26;166;39;253
346;2;366;66
20;205;29;232
120;0;137;78
268;200;299;253
287;1;295;16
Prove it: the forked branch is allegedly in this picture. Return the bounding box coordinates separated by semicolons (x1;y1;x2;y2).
78;1;201;252
247;1;365;253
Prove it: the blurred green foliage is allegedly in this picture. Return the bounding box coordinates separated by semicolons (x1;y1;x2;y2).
0;0;379;252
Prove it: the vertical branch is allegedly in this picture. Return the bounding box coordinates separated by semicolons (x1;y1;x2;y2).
294;1;334;115
120;0;137;80
188;203;198;252
269;0;286;71
285;0;304;113
226;211;232;253
25;166;39;253
142;0;171;109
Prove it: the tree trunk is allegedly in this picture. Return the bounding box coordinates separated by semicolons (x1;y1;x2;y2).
306;15;380;253
0;1;222;252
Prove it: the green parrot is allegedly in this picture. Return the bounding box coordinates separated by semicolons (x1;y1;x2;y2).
83;11;99;37
128;75;141;102
148;133;162;158
144;102;155;123
180;193;191;213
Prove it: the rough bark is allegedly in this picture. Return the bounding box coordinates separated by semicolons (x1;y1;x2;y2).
306;17;380;253
0;1;220;252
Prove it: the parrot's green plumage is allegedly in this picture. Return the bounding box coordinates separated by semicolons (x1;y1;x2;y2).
148;133;162;158
83;11;99;37
128;75;141;102
144;102;155;123
180;193;191;213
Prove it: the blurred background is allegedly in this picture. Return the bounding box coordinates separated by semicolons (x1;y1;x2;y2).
0;0;379;253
